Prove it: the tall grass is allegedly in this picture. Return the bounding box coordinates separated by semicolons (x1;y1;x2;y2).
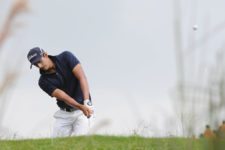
173;0;225;137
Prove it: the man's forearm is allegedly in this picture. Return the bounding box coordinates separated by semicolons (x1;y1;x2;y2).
52;89;82;109
79;77;90;100
72;64;90;100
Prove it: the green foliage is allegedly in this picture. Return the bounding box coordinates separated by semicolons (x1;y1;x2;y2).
0;135;225;150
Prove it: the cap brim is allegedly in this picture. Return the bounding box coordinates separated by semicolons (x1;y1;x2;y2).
29;56;42;69
30;64;33;69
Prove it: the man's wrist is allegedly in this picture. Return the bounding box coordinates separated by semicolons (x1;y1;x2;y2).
76;103;83;109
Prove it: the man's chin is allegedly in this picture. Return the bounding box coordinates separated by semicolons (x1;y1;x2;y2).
40;67;48;71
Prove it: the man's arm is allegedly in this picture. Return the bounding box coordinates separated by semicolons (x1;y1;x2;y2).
72;64;90;100
52;88;92;117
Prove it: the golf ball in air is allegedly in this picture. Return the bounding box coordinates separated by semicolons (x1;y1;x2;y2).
193;25;198;31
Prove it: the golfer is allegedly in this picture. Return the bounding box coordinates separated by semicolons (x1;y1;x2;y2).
27;47;93;137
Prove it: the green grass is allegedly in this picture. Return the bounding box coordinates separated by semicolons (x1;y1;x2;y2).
0;135;225;150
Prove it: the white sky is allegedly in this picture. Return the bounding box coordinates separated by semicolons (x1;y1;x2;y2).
1;0;225;138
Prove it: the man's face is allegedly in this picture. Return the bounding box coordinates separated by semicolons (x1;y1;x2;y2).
34;55;50;71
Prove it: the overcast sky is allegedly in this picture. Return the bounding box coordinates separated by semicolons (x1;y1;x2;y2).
1;0;225;138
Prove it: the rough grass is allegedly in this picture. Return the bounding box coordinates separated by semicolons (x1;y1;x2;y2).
0;135;225;150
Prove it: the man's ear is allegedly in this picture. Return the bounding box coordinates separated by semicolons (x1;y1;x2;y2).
43;52;48;57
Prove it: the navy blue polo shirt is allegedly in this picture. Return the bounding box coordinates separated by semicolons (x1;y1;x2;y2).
38;51;90;110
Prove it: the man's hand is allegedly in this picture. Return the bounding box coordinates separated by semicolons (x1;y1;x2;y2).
79;104;93;118
83;99;94;117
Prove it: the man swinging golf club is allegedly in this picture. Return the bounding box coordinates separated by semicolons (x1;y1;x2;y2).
27;47;94;137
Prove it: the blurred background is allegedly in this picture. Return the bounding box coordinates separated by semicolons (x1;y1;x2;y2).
0;0;225;139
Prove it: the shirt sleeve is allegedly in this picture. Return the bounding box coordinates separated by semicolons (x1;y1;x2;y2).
62;51;80;71
38;78;57;97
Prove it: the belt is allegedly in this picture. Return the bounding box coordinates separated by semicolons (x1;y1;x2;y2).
60;107;75;112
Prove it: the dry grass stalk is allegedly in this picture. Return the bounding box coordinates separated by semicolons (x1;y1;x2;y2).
0;0;29;129
0;0;28;50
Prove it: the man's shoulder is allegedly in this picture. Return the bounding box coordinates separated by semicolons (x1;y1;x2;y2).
57;51;73;57
53;51;74;61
